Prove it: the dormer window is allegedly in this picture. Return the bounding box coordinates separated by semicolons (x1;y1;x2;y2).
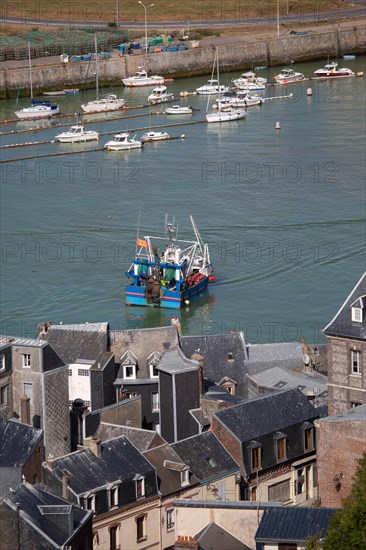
274;432;287;462
148;351;161;378
84;493;95;512
108;485;118;508
181;468;190;487
120;351;138;379
352;307;363;323
227;352;234;361
134;475;145;499
248;441;262;471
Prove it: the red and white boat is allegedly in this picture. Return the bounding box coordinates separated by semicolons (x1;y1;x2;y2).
313;62;355;78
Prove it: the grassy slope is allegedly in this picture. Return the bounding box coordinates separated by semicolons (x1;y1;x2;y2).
1;1;349;23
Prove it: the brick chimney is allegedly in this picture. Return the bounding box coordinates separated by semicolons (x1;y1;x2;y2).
83;436;102;457
20;394;31;425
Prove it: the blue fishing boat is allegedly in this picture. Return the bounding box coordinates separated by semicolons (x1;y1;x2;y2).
125;215;215;308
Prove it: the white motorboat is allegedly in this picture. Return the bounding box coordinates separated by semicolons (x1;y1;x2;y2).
164;105;193;115
55;125;99;143
196;79;230;95
147;86;175;104
81;94;126;113
122;67;165;87
273;68;305;83
14;42;60;120
104;132;143;151
232;71;267;90
313;62;355;78
206;106;246;123
217;90;263;108
141;131;170;142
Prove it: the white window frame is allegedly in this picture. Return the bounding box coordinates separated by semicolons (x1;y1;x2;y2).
351;350;361;374
77;369;90;377
0;385;7;405
181;469;189;487
149;364;159;378
0;355;5;371
135;477;145;499
84;494;95;512
352;307;363;323
152;392;160;412
22;353;31;368
109;486;118;508
166;508;175;530
123;364;136;379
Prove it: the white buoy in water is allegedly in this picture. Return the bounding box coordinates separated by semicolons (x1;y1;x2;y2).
357;71;363;77
275;121;281;130
181;134;185;139
212;104;218;110
307;88;313;96
185;300;190;305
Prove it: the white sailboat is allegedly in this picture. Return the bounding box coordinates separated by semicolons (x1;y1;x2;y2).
206;48;246;123
14;42;61;120
81;36;126;113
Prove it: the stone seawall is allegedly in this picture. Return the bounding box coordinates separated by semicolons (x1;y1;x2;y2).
1;26;365;98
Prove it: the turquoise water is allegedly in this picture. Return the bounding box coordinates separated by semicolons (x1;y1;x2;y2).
1;57;365;343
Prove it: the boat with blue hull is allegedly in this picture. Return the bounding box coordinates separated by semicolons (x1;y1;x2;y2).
125;215;215;308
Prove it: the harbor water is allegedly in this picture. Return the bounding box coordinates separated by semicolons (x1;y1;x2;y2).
1;56;365;343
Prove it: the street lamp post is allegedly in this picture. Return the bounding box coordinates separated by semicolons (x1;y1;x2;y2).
138;1;154;54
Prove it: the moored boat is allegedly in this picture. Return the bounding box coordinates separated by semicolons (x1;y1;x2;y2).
164;105;193;115
55;125;99;143
122;67;165;87
217;90;263;108
141;131;170;142
273;68;305;83
125;215;214;308
232;71;267;91
147;86;175;104
104;132;143;151
195;79;230;95
81;94;126;113
206;106;246;123
313;62;355;78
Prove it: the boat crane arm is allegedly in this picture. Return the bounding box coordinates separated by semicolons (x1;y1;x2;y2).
190;215;205;254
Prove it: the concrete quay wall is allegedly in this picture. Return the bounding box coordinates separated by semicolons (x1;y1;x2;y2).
1;27;365;98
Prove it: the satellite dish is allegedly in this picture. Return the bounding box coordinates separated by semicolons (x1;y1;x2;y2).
303;353;310;365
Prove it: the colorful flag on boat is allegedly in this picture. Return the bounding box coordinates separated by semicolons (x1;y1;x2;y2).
136;238;148;248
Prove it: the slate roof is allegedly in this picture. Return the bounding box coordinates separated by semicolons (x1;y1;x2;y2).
4;482;91;547
111;325;178;371
320;403;366;422
255;506;337;543
49;436;156;495
0;420;42;467
245;342;304;374
171;431;240;482
94;423;166;451
213;388;319;442
196;522;251;550
247;365;328;403
180;333;248;391
143;443;199;496
323;272;366;340
39;322;109;364
157;346;199;375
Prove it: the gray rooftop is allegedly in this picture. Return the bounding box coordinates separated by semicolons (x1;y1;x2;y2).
320;404;366;422
0;419;43;468
213;388;319;442
49;436;155;495
196;522;250;550
171;431;239;482
157;346;199;375
94;423;166;451
255;506;337;543
245;342;305;374
323;272;366;340
4;482;91;546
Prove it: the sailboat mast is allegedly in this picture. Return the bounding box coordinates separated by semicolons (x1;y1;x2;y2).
94;34;99;100
28;42;33;101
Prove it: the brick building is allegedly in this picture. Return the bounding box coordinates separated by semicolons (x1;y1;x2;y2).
323;272;366;414
316;404;366;507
